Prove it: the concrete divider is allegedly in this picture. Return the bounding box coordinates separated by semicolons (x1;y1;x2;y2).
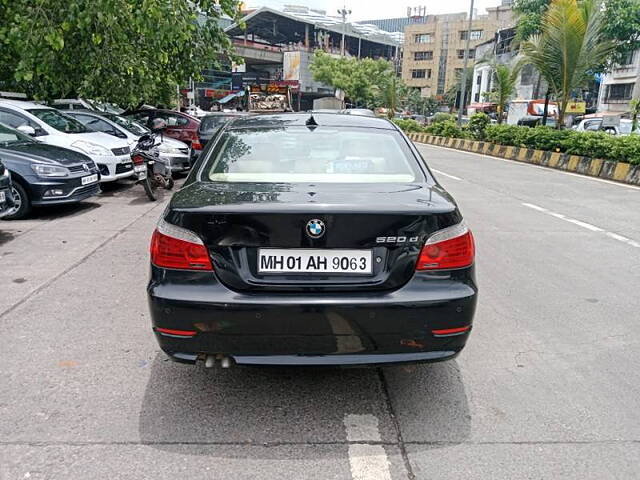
406;132;640;186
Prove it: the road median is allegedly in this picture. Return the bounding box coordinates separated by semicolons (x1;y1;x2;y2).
408;132;640;186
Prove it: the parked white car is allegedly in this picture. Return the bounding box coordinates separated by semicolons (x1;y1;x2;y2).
574;117;637;136
65;110;192;174
52;98;124;115
0;100;135;182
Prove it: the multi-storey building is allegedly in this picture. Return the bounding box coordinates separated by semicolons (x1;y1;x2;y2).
402;5;514;98
597;50;640;114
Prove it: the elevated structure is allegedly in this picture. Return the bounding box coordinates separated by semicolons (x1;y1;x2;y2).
224;6;403;110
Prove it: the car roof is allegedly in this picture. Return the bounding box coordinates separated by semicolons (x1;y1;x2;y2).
227;112;395;130
0;99;51;110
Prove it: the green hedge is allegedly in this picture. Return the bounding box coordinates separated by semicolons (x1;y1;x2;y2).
395;120;640;165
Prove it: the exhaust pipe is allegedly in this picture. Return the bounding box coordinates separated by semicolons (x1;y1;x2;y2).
204;354;233;369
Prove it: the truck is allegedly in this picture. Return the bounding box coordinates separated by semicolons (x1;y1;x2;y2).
244;84;293;113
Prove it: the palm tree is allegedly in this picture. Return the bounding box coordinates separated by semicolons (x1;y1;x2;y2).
520;0;615;128
479;59;521;124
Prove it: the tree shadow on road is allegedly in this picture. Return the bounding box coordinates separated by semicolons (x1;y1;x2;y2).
138;352;470;459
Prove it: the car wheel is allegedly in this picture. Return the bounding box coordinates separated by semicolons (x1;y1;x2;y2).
3;182;31;220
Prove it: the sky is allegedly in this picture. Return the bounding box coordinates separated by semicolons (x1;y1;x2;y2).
249;0;505;21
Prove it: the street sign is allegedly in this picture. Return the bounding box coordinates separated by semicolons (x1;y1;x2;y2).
566;101;586;114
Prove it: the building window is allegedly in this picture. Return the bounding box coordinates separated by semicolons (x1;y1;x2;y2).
411;69;429;79
457;49;475;59
619;51;635;66
476;74;482;85
455;68;464;78
460;30;483;40
474;92;480;102
605;83;634;102
414;51;434;61
414;33;433;44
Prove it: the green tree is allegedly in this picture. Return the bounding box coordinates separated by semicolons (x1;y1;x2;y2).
521;0;615;128
630;98;640;133
480;60;522;123
310;50;396;108
514;0;640;66
0;0;241;106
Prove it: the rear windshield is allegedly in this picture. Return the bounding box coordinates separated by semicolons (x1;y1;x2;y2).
203;126;422;183
200;115;237;133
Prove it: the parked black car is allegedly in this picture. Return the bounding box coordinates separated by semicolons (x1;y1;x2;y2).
0;123;100;219
0;160;14;219
191;112;249;164
148;113;477;367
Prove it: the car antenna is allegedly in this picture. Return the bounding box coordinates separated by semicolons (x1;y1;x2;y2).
305;114;318;129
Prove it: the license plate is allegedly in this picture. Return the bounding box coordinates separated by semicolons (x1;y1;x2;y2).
81;174;98;185
0;191;5;203
137;170;147;180
258;249;372;275
134;165;147;173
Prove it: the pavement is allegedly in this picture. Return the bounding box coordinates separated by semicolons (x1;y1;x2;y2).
1;146;639;480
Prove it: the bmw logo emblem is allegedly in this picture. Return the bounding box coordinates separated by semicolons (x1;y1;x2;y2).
306;219;325;238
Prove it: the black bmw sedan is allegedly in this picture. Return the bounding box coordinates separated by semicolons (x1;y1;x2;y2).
148;113;477;367
0;123;100;219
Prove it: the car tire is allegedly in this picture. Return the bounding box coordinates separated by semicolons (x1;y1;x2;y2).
4;182;31;220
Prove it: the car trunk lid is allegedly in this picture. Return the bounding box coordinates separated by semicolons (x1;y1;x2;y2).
166;182;461;292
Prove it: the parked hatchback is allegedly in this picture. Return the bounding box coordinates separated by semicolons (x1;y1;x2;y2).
0;123;100;219
0;100;134;182
148;113;477;367
66;110;191;174
124;109;201;147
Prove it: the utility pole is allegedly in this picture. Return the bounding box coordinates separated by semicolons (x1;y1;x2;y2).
338;5;351;57
457;0;475;125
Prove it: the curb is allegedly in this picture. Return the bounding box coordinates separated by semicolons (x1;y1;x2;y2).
407;133;640;186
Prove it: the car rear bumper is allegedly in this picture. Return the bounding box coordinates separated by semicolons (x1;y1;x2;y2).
159;153;191;172
148;268;477;366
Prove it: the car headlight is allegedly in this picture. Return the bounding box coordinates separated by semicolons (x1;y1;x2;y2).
157;144;181;154
32;164;70;177
71;140;111;156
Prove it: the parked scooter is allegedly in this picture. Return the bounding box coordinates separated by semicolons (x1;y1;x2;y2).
130;120;174;201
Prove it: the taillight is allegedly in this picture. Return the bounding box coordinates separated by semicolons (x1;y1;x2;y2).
191;132;203;150
150;218;213;270
416;222;475;270
132;154;145;165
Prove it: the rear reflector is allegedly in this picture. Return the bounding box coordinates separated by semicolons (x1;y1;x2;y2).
156;327;197;337
132;154;145;165
416;222;475;270
150;218;213;271
432;326;471;337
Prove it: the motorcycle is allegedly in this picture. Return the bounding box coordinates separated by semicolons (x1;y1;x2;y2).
131;131;174;202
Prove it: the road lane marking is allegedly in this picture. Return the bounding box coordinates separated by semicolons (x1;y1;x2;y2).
605;232;640;248
522;202;639;248
431;168;462;181
419;143;640;191
344;414;391;480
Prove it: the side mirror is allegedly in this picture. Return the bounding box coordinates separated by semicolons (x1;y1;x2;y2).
16;125;36;136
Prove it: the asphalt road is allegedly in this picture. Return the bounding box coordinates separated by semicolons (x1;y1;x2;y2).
1;146;639;480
